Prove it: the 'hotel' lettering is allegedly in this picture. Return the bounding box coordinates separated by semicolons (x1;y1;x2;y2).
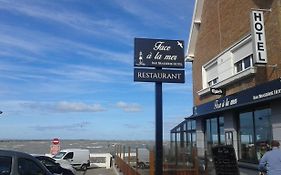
251;11;267;64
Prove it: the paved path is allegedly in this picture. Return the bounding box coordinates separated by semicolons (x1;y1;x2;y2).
76;167;116;175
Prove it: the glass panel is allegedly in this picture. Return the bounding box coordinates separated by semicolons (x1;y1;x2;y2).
239;112;256;162
213;77;218;84
183;132;187;143
236;60;243;73
219;117;225;144
192;132;196;146
18;158;44;175
182;122;186;131
187;121;192;130
255;108;272;160
211;118;218;145
244;55;251;69
206;119;211;143
191;120;196;130
186;132;191;150
180;131;185;147
171;133;175;143
187;132;191;149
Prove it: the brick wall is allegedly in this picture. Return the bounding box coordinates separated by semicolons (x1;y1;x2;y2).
193;0;281;105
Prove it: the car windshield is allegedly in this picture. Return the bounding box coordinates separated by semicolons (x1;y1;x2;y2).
53;152;66;159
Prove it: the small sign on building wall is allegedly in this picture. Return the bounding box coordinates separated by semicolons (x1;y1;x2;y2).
250;10;267;64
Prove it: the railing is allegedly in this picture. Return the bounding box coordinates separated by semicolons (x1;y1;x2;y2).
114;145;201;175
115;155;141;175
150;148;200;175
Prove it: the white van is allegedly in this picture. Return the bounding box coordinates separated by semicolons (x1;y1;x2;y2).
53;149;90;170
137;148;150;169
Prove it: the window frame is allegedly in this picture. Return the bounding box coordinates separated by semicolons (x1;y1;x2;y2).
205;116;225;153
235;54;253;73
237;107;272;163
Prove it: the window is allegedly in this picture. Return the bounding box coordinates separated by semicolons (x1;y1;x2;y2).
0;156;12;175
18;158;44;175
198;35;255;96
219;117;225;144
53;152;66;159
208;77;218;87
235;54;253;73
204;62;218;88
64;152;74;160
186;120;196;147
238;108;272;162
205;116;224;152
37;157;56;167
170;120;196;166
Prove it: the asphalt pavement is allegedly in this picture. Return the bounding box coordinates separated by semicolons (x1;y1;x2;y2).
76;167;116;175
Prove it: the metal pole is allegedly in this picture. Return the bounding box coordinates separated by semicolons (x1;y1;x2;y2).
155;67;163;175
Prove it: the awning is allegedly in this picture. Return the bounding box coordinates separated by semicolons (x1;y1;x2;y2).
192;77;281;118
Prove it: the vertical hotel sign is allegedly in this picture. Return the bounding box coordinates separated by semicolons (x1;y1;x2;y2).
251;10;267;64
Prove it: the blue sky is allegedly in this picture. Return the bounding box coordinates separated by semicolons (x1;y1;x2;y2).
0;0;194;140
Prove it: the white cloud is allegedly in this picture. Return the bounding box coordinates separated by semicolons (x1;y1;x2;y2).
116;101;142;112
56;101;105;113
31;121;91;131
1;100;106;113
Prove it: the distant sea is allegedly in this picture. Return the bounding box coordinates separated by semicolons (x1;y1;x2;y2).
0;140;157;155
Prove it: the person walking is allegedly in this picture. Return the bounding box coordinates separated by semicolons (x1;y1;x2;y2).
259;140;281;175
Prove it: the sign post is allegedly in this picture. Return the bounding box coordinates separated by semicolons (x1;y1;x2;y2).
50;138;60;155
155;67;163;175
134;38;185;175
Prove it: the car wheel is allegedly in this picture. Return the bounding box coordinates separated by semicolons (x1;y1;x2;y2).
138;162;145;169
81;164;87;171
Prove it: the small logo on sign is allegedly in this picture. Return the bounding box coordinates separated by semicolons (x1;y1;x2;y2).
136;51;145;66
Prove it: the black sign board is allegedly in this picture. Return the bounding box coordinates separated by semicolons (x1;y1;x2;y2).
212;145;240;175
134;38;184;68
134;68;185;83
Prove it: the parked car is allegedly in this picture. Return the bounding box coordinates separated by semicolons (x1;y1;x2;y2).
53;149;90;170
0;149;53;175
34;155;76;175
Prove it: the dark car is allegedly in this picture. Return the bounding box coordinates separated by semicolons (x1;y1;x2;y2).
34;155;75;175
0;149;53;175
